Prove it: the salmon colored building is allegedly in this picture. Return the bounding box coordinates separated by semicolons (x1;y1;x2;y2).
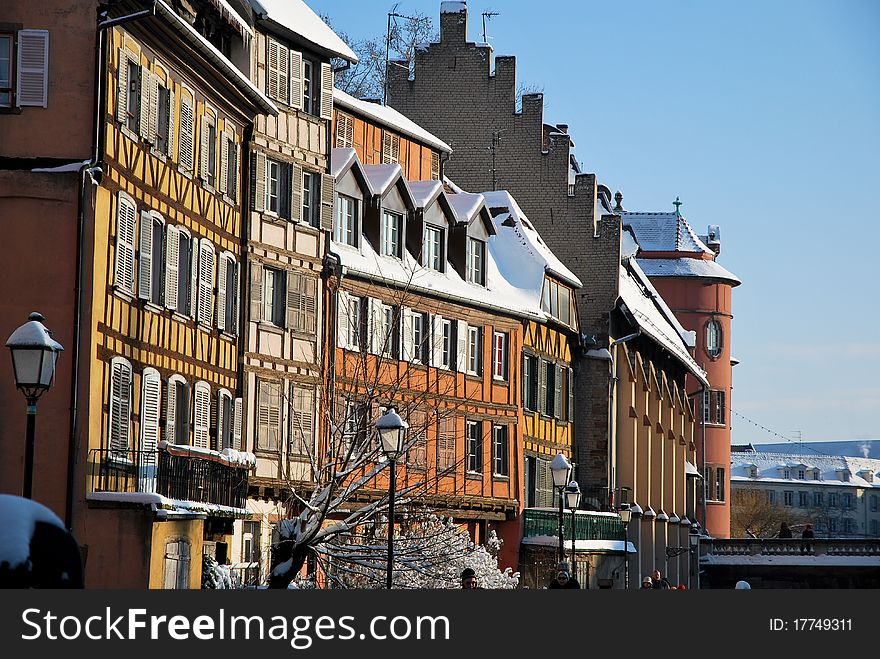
620;195;741;539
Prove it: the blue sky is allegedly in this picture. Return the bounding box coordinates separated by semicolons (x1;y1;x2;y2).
312;0;880;444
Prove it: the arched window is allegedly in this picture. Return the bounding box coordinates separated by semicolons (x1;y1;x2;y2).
706;319;723;359
108;357;133;457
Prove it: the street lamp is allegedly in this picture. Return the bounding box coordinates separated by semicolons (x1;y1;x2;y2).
6;312;64;499
550;454;572;564
618;505;632;590
565;480;581;578
376;407;408;590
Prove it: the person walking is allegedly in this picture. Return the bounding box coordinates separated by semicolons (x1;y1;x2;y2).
641;577;654;589
650;569;671;589
778;522;793;538
548;562;581;589
801;523;815;554
460;567;479;589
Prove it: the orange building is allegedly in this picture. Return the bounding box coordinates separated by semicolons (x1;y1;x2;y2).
620;196;741;539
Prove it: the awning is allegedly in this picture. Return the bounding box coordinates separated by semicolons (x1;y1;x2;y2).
685;461;702;478
521;536;637;554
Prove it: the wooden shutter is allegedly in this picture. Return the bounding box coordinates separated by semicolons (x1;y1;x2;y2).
567;367;574;422
431;152;440;180
140;369;161;454
303;275;316;334
109;358;132;455
114;192;136;293
148;69;159;142
336;113;354;148
138;211;153;300
538;359;547;414
319;62;333;120
554;364;563;418
289;49;302;110
139;67;152;140
291;164;303;223
382;132;400;164
290;386;314;456
216;392;226;451
116;48;129;123
337;290;351;349
369;298;383;355
286;271;301;331
165;378;177;443
166;87;176;158
179;94;194;172
189;237;198;318
198;239;214;326
219;130;230;195
193;382;210;449
455;320;468;372
267;38;280;101
17;30;49;107
278;46;290;105
217;254;228;331
430;314;444;367
230;140;239;201
254;151;266;212
320;173;334;231
400;307;413;361
164;226;179;310
232;397;242;451
249;261;263;322
199;117;210;183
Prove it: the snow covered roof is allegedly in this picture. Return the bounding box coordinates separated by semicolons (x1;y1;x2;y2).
334;88;452;154
363;163;410;199
249;0;357;62
619;259;708;385
621;210;714;254
0;494;65;570
636;257;742;286
408;180;445;208
206;0;253;38
730;452;880;488
446;192;488;226
482;189;581;289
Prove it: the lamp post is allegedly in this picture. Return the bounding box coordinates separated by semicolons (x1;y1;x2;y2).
619;506;632;590
376;407;408;590
550;454;572;564
565;480;581;578
6;313;64;499
689;529;701;590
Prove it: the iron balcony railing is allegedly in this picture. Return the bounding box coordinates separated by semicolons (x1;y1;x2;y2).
523;508;625;541
89;446;250;510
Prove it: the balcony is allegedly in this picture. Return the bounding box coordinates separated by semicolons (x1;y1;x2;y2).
88;443;252;511
523;508;625;541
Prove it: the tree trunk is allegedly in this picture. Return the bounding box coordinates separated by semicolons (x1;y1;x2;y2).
268;542;310;589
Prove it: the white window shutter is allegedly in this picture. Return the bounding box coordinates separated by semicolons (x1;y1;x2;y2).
289;49;302;110
17;30;49;107
401;307;413;361
233;397;242;451
430;314;444;367
219;130;229;195
337;290;350;349
193;382;210;449
199;118;210;183
369;299;383;355
456;320;468;372
278;46;290;105
164;225;179;310
198;239;214;326
254;151;266;212
109;359;132;455
149;70;159;142
114;193;136;294
319;62;333;120
554;364;563;418
165;378;177;443
137;210;153;300
116;48;129;123
179;95;194;172
139;67;152;140
267;38;280;100
189;237;198;318
140;369;161;454
291;164;303;223
166;87;176;158
217;254;228;331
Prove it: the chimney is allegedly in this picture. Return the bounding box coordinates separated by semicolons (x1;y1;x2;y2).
440;2;468;43
613;191;624;212
706;224;721;256
555;123;568;134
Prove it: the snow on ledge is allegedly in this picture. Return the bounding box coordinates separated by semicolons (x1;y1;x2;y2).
86;491;250;518
522;534;637;554
441;1;467;13
158;440;256;469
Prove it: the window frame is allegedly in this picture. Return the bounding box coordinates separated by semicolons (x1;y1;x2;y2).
301;169;321;228
467;325;482;376
0;32;14;108
423;224;444;272
706;319;723;359
466;237;486;286
492;331;508;381
335;193;358;247
380;209;403;258
523;354;538;411
492;424;509;477
466;420;482;474
261;266;287;327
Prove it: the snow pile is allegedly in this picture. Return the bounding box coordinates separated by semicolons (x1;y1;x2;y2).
158;440;256;469
0;494;65;570
202;553;234;589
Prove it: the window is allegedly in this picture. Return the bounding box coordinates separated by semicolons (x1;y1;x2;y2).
541;279;572;326
871;520;879;536
706;319;723;359
380;304;398;357
139;211;165;305
553;364;563;419
172;229;194;316
423;226;443;271
492;331;508;380
200;115;217;188
335;112;354;148
566;367;574;422
829;492;838;508
256;380;282;452
108;357;133;456
289;386;315;458
337;292;362;351
492;425;508;477
714;390;725;426
405;311;426;363
541;360;556;417
191;381;210;449
523;354;538;411
287;272;317;334
382;131;400;164
467;325;482;375
340;400;367;455
155;82;172;155
262;267;286;327
165;375;190;445
266;37;290;104
114;192;137;295
217;389;233;451
302;57;318;115
798;469;806;480
829;518;838;533
766;490;775;505
467;238;485;286
441;319;453;369
335;194;358;246
466;421;482;473
813;491;823;507
702;389;726;425
163;540;191;589
381;210;403;258
196;239;215;326
0;34;12;107
242;521;260;564
842;493;853;509
125;58;141;133
843;518;855;534
266;159;281;215
748;465;758;478
783;469;791;480
139;368;161;489
798;491;809;508
715;467;725;502
217;254;238;334
525;457;537;508
871;495;878;513
784;491;793;507
438;414;455;472
406;409;427;469
178;91;195;172
301;170;320;227
430;151;440;180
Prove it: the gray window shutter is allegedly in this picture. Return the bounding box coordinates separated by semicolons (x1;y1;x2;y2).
148;70;159;142
289;49;302;110
320;173;334;231
179;94;194;172
233;397;242;451
109;359;132;456
17;30;49;107
164;226;179;310
197;240;214;326
319;62;333;120
116;49;129;123
199;118;210;183
267;38;280;101
167;87;176;158
219;130;230;195
217;254;228;332
291;164;303;223
254;151;266;212
250;261;263;322
554;364;563;419
538;359;547;414
193;382;210;449
286;270;302;331
138;211;153;300
139;67;152;140
165;379;177;443
567;367;574;422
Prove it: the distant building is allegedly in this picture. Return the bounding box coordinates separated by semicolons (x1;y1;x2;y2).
754;440;880;461
730;450;880;537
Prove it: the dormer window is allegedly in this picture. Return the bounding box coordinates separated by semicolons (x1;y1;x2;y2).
798;469;805;480
335;194;358;247
423;225;444;271
381;210;403;258
783;469;791;479
467;237;485;285
748;465;758;478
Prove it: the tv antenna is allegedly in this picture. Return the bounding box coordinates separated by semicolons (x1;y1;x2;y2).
384;4;421;104
482;10;500;43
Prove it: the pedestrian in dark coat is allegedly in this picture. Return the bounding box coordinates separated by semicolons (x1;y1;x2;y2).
801;523;815;554
778;522;793;538
548;562;581;589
